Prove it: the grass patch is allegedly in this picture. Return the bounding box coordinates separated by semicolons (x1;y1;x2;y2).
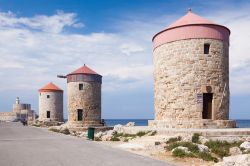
123;138;129;142
110;131;150;141
149;131;157;136
32;124;41;127
165;141;199;153
192;133;201;143
165;142;180;151
112;132;136;139
123;133;137;138
166;136;182;144
112;132;123;137
197;152;218;162
242;150;250;154
136;131;149;137
172;149;191;158
205;140;243;158
110;137;120;141
49;128;60;133
172;149;218;162
155;141;161;146
165;138;242;162
60;128;70;135
166;141;217;162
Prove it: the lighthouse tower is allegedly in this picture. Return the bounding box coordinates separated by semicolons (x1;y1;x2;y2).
149;9;236;128
64;65;102;127
38;82;63;122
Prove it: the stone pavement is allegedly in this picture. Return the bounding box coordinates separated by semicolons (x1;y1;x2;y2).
0;122;172;166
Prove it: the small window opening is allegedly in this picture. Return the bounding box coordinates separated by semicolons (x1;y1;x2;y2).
47;111;50;118
79;84;83;90
77;109;83;121
47;95;50;98
204;44;210;54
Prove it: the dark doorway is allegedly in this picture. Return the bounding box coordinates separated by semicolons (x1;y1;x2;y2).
202;93;213;119
77;109;83;121
47;111;50;118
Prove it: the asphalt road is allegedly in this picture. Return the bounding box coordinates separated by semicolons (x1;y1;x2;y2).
0;122;172;166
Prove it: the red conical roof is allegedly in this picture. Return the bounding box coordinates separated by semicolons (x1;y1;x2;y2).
39;82;63;92
152;9;230;49
167;9;214;29
67;65;99;76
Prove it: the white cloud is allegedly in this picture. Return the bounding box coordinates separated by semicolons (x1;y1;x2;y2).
0;10;84;33
0;11;152;93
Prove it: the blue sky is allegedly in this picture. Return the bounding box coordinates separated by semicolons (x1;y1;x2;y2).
0;0;249;119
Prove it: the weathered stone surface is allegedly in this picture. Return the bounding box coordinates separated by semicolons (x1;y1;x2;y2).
197;144;209;152
79;132;87;138
229;147;242;156
113;124;124;133
199;136;209;144
39;91;63;122
214;154;250;166
101;130;114;141
125;122;135;127
150;38;235;129
0;112;16;122
67;81;102;127
171;146;190;153
96;131;106;138
240;141;250;151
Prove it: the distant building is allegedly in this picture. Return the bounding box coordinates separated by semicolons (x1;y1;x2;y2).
59;65;103;128
13;97;31;120
0;97;35;122
38;82;63;123
149;10;235;128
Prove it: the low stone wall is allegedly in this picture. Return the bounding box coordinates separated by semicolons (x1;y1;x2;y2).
120;126;250;137
148;119;236;129
0;112;17;122
68;126;113;133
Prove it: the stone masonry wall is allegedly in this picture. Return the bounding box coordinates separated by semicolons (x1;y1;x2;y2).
0;112;16;121
13;104;30;114
152;38;230;128
67;81;101;127
39;91;63;122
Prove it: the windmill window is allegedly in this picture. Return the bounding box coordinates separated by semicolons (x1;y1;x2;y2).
47;111;50;118
79;84;83;90
204;44;210;54
77;109;83;121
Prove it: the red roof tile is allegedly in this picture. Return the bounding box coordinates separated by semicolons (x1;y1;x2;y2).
167;9;215;29
39;82;63;92
67;65;99;76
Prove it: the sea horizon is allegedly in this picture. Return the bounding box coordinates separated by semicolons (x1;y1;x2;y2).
63;119;250;128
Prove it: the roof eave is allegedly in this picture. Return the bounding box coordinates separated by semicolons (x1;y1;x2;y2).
152;23;231;42
66;73;102;77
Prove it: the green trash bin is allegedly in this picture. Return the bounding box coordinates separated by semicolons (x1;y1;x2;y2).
87;127;95;140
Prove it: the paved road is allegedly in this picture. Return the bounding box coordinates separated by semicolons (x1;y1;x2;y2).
0;122;172;166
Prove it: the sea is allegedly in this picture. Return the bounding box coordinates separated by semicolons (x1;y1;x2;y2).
103;119;250;128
